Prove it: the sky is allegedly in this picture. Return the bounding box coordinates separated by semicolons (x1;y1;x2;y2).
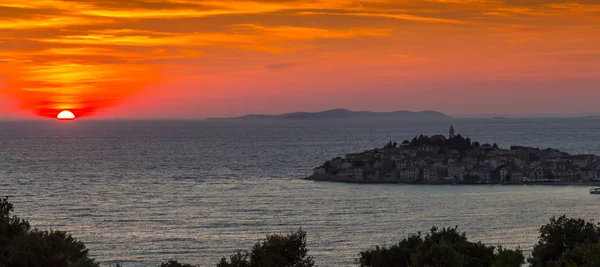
0;0;599;119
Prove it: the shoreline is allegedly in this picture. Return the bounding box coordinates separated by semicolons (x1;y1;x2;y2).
304;175;600;186
309;128;600;188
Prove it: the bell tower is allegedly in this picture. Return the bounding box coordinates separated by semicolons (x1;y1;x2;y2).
449;125;455;139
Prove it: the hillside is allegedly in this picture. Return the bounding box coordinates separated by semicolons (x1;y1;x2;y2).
207;109;450;120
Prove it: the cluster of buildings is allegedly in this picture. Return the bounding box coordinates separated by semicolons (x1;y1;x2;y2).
310;126;600;184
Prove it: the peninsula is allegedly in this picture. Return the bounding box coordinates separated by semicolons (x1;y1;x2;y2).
206;109;449;120
306;126;600;185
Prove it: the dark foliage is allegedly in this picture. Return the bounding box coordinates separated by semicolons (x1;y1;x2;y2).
529;215;600;267
409;135;431;147
217;229;314;267
444;135;472;152
493;247;525;267
356;226;523;267
159;259;196;267
385;141;399;149
401;135;474;153
0;197;98;267
5;198;600;267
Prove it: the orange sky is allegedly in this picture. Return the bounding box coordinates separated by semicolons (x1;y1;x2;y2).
1;0;599;118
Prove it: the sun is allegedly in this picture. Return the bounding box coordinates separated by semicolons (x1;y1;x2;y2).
57;110;76;120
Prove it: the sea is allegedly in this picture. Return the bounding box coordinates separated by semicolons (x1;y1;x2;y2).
2;117;600;266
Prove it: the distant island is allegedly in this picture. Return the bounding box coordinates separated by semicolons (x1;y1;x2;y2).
206;109;449;120
306;125;600;185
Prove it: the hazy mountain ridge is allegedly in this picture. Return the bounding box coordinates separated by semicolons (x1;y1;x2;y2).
206;109;450;120
454;112;600;119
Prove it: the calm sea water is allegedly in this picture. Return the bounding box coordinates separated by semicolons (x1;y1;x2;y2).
2;118;600;266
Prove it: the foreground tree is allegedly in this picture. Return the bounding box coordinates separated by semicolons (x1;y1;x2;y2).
529;215;600;267
159;260;195;267
6;197;600;267
569;243;600;267
217;229;314;267
0;197;99;267
356;227;524;267
493;247;526;267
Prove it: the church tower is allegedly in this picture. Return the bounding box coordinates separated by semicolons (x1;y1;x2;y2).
449;125;455;139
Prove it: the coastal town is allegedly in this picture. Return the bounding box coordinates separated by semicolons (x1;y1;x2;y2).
307;126;600;184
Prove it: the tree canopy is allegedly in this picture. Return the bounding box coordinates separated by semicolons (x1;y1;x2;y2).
159;260;195;267
399;135;474;152
356;226;524;267
217;228;314;267
529;215;600;267
4;198;600;267
0;197;99;267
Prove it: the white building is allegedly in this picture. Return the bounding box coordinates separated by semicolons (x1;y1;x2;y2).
423;167;439;181
391;155;405;162
533;167;545;179
499;168;509;181
484;158;503;170
400;167;419;181
395;160;408;170
418;145;439;154
415;158;428;168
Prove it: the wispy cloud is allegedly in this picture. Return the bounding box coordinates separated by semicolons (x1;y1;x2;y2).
0;0;599;117
297;11;468;24
266;63;298;71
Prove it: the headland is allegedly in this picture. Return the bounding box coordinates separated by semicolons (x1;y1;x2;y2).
306;125;600;185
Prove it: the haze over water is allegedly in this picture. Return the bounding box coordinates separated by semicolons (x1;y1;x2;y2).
2;118;600;266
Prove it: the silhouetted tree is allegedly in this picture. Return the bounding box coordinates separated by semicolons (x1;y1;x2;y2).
410;136;418;146
569;243;600;267
160;260;195;267
217;229;314;267
0;198;99;267
493;247;525;267
444;135;473;152
357;226;523;267
465;137;472;148
8;197;600;267
384;141;399;149
385;141;392;148
529;215;600;267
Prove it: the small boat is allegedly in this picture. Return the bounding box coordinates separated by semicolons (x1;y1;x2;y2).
591;188;600;194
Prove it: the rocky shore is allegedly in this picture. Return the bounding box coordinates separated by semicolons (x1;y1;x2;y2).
304;174;600;186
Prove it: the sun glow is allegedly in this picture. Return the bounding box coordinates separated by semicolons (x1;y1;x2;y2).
57;110;75;120
1;0;599;118
1;62;160;118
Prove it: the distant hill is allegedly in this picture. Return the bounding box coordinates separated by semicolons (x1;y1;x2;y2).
206;109;450;120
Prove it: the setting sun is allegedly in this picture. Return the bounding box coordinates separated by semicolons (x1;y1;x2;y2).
57;110;75;120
